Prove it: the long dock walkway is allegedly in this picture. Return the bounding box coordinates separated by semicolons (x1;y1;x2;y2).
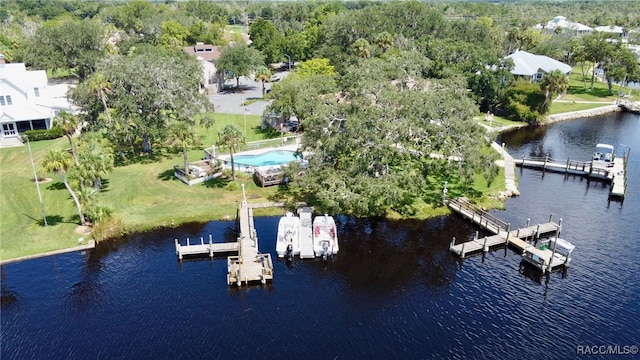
447;198;561;258
513;151;628;198
175;201;276;286
227;203;274;286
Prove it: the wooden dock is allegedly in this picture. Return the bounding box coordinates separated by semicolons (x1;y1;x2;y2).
447;198;562;261
174;202;275;286
513;151;628;199
175;235;238;259
227;204;274;286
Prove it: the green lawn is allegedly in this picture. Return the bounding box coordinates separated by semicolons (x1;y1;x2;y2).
0;108;524;261
548;101;613;115
0;116;283;261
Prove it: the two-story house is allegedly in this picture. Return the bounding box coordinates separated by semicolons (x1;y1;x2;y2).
0;55;74;145
183;43;225;94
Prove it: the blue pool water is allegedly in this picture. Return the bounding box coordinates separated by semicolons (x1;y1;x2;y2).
231;150;297;167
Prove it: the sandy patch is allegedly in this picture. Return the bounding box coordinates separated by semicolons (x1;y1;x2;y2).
33;177;53;184
75;225;93;236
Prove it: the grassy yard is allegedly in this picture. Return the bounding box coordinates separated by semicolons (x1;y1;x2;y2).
1;116;508;260
0;116;283;261
548;101;613;114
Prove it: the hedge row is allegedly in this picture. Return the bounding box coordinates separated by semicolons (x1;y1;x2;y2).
21;126;64;142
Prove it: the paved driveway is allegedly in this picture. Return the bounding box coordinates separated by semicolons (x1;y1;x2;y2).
208;71;289;116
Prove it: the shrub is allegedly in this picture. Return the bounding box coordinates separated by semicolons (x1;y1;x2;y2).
22;126;64;141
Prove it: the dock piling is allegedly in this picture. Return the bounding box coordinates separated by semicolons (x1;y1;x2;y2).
483;236;489;253
450;237;456;251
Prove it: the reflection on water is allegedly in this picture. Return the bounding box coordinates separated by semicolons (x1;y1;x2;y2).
2;113;640;359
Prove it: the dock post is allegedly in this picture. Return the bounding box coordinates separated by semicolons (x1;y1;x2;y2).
461;243;466;258
548;232;559;273
209;235;213;258
450;237;456;251
200;236;204;245
516;229;520;239
483;236;489;253
548;214;553;223
535;224;541;239
474;231;479;242
557;218;563;238
526;218;530;228
544;154;549;170
187;237;190;246
565;158;570;173
505;223;511;245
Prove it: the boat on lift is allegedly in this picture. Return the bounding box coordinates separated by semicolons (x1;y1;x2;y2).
592;143;615;168
276;212;301;259
521;237;575;274
313;214;339;260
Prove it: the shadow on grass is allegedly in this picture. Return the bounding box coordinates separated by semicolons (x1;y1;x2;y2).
23;212;66;226
158;168;176;181
47;182;66;191
568;84;614;98
114;147;174;167
203;176;232;188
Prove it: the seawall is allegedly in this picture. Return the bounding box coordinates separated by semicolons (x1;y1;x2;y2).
541;105;621;125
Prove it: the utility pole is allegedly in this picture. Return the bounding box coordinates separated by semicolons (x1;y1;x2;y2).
27;136;47;226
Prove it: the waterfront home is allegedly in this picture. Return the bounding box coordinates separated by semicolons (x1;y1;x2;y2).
505;50;572;82
0;55;75;146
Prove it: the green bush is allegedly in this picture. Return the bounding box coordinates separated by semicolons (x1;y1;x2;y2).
22;126;64;141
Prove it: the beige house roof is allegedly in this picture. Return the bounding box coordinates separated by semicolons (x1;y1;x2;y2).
183;43;221;62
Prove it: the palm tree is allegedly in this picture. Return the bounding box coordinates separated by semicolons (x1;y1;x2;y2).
351;38;372;59
375;32;393;53
57;111;80;166
216;125;246;180
539;69;569;114
254;66;272;97
87;72;112;125
41;150;86;226
167;122;200;177
77;133;115;189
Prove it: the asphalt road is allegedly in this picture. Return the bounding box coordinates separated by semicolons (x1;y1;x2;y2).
208;70;289;115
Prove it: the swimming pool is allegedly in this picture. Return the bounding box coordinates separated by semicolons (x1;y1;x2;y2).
231;150;297;168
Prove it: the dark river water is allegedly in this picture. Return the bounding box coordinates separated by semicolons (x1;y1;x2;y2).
2;112;639;359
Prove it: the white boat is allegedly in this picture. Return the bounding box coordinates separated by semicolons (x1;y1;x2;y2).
592;143;615;167
276;212;301;259
313;214;339;260
521;237;575;274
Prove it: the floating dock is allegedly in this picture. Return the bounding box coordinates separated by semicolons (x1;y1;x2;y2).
513;150;628;199
298;207;315;259
447;198;568;273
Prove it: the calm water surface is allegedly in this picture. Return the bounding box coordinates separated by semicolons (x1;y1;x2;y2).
2;113;639;359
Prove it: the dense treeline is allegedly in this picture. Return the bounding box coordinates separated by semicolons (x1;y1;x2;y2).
2;0;639;219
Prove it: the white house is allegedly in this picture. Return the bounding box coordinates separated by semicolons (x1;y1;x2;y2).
505;50;573;82
0;55;74;145
594;25;628;43
536;16;593;36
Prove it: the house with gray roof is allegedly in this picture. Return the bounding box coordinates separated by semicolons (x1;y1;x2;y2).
505;50;573;82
